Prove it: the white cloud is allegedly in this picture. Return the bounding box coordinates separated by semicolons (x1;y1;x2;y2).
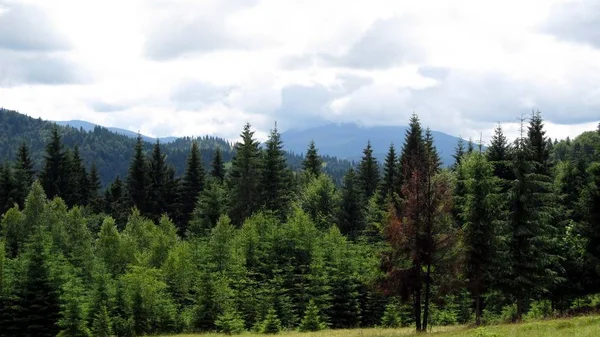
0;0;599;145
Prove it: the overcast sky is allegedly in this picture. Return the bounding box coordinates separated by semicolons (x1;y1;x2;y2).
1;0;599;143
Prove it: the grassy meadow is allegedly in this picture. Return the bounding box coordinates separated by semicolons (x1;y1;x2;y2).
159;315;600;337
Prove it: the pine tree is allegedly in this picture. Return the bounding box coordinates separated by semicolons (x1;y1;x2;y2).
148;140;168;221
125;134;150;214
506;118;558;320
227;123;262;226
379;143;397;201
91;305;112;337
211;147;226;183
261;123;291;219
303;140;322;177
459;152;500;325
180;141;205;230
0;163;16;215
261;308;282;334
40;125;68;200
88;162;102;211
298;299;326;332
13;142;35;207
487;124;513;188
188;178;227;237
337;168;364;239
16;235;61;337
452;137;465;170
357;141;380;201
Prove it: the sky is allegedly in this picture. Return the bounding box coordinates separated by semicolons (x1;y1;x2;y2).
1;0;599;144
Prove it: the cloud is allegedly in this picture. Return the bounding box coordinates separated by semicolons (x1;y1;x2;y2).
542;0;600;49
170;80;233;109
330;16;423;69
0;50;87;86
143;0;266;60
89;101;127;112
0;1;70;51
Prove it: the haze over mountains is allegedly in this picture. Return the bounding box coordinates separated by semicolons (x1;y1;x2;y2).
56;119;467;167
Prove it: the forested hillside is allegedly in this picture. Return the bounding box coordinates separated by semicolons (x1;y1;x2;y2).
0;110;599;336
0;109;353;186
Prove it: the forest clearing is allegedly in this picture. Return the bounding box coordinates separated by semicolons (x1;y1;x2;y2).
160;315;600;337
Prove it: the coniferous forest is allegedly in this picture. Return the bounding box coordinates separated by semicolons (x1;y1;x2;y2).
1;110;600;336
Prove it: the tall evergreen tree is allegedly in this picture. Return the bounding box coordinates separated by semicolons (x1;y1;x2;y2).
16;235;61;337
125;134;150;214
337;168;364;239
0;163;16;215
148;140;168;221
188;178;228;238
527;111;551;176
57;278;91;337
467;138;475;154
303;141;322;177
580;163;600;277
211;147;225;183
180;141;205;230
40;125;68;200
452;137;465;170
13;142;35;207
506;119;558;320
459;152;500;325
487;124;513;186
261;123;291;218
379;143;397;201
227;123;263;226
357;141;380;201
88;162;102;210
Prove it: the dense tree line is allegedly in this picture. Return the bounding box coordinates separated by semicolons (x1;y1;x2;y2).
0;111;599;335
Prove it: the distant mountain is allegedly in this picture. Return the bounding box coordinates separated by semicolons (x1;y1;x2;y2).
282;123;471;167
55;120;178;143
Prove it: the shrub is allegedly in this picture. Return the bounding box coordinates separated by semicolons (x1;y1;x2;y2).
261;308;282;334
525;300;553;320
380;299;401;328
299;300;327;332
215;307;245;335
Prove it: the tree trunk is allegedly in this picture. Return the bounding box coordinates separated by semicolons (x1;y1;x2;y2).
422;263;432;331
475;291;481;325
516;295;524;322
414;264;422;332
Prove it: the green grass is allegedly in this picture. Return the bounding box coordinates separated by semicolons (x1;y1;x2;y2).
158;315;600;337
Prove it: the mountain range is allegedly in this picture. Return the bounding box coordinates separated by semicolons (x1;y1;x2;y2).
55;120;467;167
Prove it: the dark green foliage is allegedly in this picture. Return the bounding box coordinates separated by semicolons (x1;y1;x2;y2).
487;124;513;189
261;123;292;219
13;142;35;207
180;141;205;229
580;163;600;274
91;305;112;337
228;123;263;226
188;178;227;238
148;140;169;221
337;168;364;239
299;174;339;230
299;299;326;332
452;137;465;170
379;143;397;201
40;125;68;200
357;141;380;201
303;140;322;177
211;147;226;183
0;163;16;215
17;235;61;337
126;134;150;214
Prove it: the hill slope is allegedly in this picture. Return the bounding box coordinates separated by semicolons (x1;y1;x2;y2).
282;123;471;167
55;120;178;143
0;109;352;186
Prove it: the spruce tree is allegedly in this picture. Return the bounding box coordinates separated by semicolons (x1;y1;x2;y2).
299;299;326;332
13;142;35;207
17;234;61;337
303;140;322;177
261;123;291;219
527;111;551;176
148;140;168;221
487;124;513;189
211;147;226;183
67;146;87;207
467;137;475;154
125;134;150;214
581;163;600;275
180;141;205;230
452;137;465;170
337;168;364;239
91;305;112;337
57;278;91;337
379;143;397;201
357;141;380;201
188;178;227;238
88;162;102;211
227;123;262;226
0;163;16;215
506;119;558;320
40;125;68;200
459;152;499;325
261;308;282;334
